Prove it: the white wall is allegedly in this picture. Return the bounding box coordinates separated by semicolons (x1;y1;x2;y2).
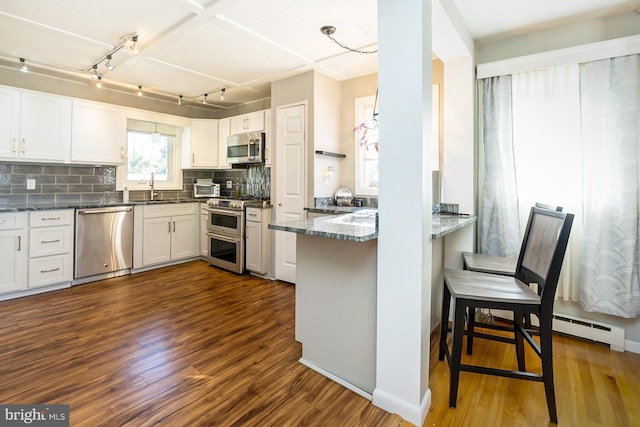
313;73;342;198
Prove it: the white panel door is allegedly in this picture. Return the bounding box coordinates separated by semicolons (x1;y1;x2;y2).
275;104;306;283
20;91;71;162
0;86;20;159
170;214;197;260
71;100;126;165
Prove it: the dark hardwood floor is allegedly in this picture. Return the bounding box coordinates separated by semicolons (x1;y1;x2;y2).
0;261;402;426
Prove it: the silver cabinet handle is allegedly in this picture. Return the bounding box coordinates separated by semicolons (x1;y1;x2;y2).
173;221;176;232
41;267;60;273
41;216;62;221
41;239;61;244
168;221;171;233
78;207;133;214
121;146;125;160
21;138;25;154
192;153;195;164
0;219;6;224
12;138;16;153
17;235;21;251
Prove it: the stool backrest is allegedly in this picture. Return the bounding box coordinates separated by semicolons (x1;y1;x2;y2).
515;207;574;310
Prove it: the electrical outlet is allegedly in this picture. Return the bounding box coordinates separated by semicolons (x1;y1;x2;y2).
26;178;36;190
226;180;233;189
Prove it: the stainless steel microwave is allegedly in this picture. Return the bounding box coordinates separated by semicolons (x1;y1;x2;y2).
227;132;265;164
193;180;220;198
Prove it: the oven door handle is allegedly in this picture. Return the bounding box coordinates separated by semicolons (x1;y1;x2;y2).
206;232;241;243
205;208;243;217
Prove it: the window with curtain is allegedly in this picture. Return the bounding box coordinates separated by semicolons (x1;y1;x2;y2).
478;54;640;318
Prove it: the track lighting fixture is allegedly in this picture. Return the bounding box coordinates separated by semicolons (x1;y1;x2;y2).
105;55;114;71
137;85;143;97
96;76;102;88
90;64;100;80
202;93;208;104
220;88;225;101
19;57;28;73
178;95;183;106
130;35;139;55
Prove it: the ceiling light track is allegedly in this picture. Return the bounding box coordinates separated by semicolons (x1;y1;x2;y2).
86;32;139;76
320;25;377;54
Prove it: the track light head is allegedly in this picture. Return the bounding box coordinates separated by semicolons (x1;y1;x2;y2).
137;85;143;97
220;88;225;101
130;35;139;55
178;95;183;106
105;55;114;71
19;57;28;73
90;64;100;80
96;76;102;88
202;93;208;104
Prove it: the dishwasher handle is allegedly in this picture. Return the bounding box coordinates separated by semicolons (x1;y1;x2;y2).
78;206;133;215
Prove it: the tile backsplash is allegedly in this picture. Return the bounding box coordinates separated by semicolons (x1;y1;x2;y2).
0;161;272;205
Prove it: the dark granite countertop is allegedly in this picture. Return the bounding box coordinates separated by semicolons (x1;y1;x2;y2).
0;199;201;213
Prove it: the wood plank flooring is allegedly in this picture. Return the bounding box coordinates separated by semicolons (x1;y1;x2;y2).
0;261;402;426
417;322;640;426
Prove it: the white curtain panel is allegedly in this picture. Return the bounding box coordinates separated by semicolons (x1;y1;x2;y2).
511;64;584;301
579;55;640;318
479;76;521;257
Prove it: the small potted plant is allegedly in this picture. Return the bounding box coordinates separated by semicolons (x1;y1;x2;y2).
353;121;379;152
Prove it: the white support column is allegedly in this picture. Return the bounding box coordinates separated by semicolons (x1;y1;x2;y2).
373;0;433;425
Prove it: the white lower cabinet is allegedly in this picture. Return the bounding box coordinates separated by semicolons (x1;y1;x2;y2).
0;213;28;294
28;210;73;289
245;207;271;275
141;203;198;267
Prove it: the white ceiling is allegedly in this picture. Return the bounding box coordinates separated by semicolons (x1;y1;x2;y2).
0;0;637;112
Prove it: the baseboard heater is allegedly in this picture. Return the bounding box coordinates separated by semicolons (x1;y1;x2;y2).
485;309;625;352
552;313;625;352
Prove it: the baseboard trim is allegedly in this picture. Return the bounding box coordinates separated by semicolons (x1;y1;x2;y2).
625;339;640;354
298;358;372;400
372;387;431;426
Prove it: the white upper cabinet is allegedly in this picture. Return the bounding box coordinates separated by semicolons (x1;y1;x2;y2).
217;118;231;169
0;86;71;163
0;87;20;159
230;111;265;135
264;109;272;166
71;100;126;165
182;119;219;169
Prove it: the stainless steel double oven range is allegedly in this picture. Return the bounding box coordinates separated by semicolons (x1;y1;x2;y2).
204;197;262;274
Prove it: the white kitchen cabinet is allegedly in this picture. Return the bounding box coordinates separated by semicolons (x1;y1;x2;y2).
141;203;198;266
230;111;265;135
245;207;270;275
0;87;72;163
0;213;28;295
263;109;272;166
217;118;231;169
71;100;126;165
200;203;208;257
182;119;220;169
28;210;73;289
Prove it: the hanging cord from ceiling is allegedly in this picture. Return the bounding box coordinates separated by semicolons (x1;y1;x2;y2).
320;26;378;54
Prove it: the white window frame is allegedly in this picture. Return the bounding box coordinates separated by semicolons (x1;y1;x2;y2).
354;95;379;196
116;119;183;191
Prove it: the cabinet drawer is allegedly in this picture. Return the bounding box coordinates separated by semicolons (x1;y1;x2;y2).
0;212;28;230
29;226;72;257
30;210;74;227
246;207;262;222
28;254;72;288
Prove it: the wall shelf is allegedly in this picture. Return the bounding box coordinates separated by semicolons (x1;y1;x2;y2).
315;150;346;159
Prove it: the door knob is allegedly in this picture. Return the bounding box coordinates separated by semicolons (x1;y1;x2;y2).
278;203;282;207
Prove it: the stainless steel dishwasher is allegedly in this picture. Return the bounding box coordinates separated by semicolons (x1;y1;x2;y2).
74;206;134;281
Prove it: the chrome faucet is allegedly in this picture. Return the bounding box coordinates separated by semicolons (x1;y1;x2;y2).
150;172;157;200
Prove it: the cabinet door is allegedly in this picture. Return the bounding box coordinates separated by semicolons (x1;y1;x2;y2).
71;100;126;164
142;216;172;265
200;212;208;257
20;91;71;162
230;115;247;135
245;220;263;273
263;109;271;166
245;111;265;132
0;229;28;294
217;118;231;169
171;214;197;260
189;120;219;168
0;86;20;159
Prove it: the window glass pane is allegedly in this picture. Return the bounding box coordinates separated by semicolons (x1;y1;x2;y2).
126;131;174;182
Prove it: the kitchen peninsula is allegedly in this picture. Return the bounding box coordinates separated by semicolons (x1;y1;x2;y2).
268;210;475;398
